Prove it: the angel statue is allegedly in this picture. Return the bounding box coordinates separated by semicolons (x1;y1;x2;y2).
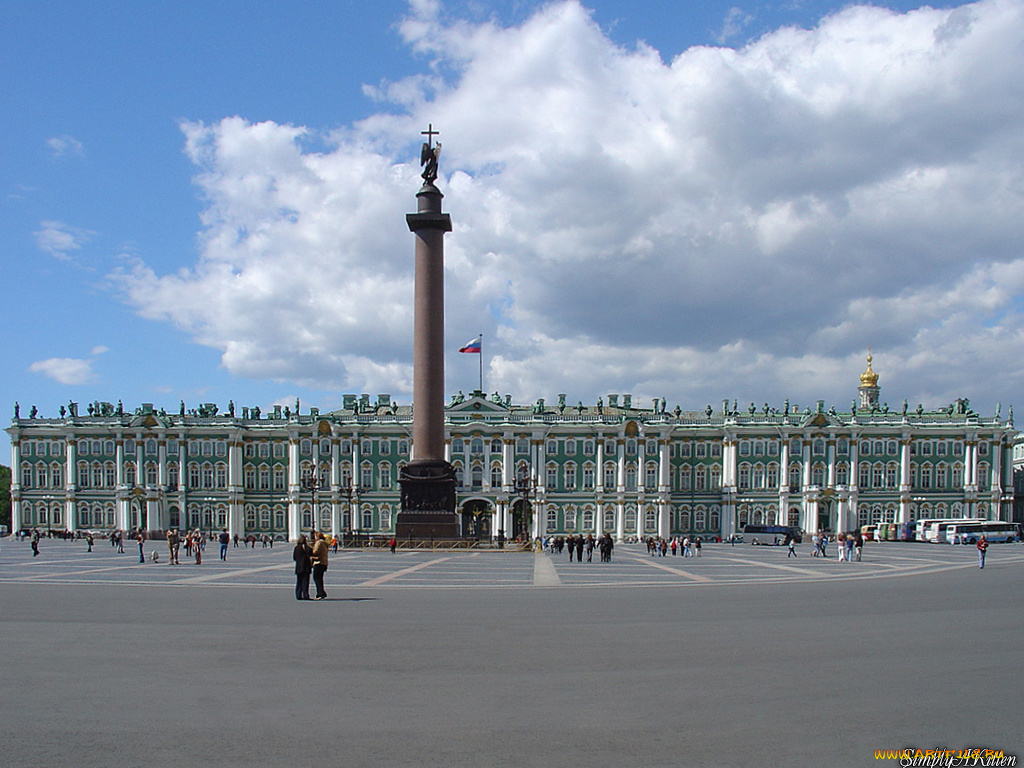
420;139;442;184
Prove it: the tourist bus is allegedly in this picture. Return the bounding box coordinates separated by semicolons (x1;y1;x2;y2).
742;524;803;544
876;522;900;541
921;518;986;544
945;521;1022;544
860;524;877;541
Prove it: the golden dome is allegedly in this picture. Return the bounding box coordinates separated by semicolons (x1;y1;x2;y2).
859;351;879;387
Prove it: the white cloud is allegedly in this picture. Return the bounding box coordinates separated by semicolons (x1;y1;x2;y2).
112;0;1024;411
28;358;96;386
47;134;84;158
91;345;109;355
34;220;96;261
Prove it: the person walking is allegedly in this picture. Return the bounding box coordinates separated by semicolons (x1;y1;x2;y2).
218;529;230;561
166;529;180;565
787;537;797;557
854;530;864;562
389;536;397;553
136;531;146;563
86;532;94;552
311;531;329;600
977;535;989;569
293;535;313;600
30;528;40;557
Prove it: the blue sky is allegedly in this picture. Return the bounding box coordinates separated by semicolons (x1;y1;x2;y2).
4;0;1024;425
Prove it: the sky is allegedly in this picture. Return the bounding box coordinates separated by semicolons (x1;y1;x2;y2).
4;0;1024;425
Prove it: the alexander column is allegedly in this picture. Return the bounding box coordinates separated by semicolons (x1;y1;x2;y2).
396;126;459;540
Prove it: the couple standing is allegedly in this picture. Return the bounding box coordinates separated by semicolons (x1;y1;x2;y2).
293;531;330;600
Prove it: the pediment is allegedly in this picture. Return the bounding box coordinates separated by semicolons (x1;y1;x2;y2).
447;395;509;415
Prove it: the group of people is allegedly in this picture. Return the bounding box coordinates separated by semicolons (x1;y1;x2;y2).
809;531;865;561
292;531;330;600
539;533;615;562
644;536;703;557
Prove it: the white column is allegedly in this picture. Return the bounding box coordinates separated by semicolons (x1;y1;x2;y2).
287;437;301;541
659;439;670;493
10;436;22;531
228;437;243;539
502;437;514;491
616;440;625;493
827;440;836;488
900;438;912;492
658;500;670;539
158;440;168;487
615;500;625;541
801;441;812;489
596;438;605;494
723;438;737;488
849;439;859;490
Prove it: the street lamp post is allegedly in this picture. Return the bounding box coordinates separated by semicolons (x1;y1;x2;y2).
514;468;537;543
301;474;323;540
339;485;355;547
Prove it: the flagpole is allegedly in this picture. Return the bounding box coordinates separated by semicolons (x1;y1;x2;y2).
478;332;484;394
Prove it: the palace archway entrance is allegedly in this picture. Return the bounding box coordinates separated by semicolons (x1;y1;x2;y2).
460;499;492;539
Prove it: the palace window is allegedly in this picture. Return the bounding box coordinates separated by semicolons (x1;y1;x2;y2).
564;463;577;491
604;463;616;489
491;464;503;488
603;506;616;531
582;507;595;531
695;465;707;491
582;464;595;490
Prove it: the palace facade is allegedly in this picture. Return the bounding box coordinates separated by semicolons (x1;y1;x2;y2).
7;359;1016;541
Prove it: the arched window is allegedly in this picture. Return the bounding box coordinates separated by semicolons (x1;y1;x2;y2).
738;464;750;490
625;464;637;492
645;462;658;489
812;463;825;487
564;463;577;490
644;506;657;533
603;505;616;532
582;506;595;531
491;463;503;488
564;506;577;530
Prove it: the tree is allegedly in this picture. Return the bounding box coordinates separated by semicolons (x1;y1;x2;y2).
0;465;10;531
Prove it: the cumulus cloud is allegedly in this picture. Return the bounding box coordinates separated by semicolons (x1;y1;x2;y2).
34;220;96;261
47;134;85;158
112;0;1024;411
28;358;96;385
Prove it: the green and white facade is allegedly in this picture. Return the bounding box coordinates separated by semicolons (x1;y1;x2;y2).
7;361;1016;541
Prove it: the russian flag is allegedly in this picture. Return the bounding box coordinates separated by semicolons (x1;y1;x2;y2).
459;336;482;354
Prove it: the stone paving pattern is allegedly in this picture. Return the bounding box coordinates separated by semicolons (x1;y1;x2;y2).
1;538;1021;767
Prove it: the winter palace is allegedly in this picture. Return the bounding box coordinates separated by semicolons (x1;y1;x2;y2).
7;357;1018;541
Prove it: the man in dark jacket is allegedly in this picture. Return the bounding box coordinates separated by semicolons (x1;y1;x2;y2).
293;535;313;600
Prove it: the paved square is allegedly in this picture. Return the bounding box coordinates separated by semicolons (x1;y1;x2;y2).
1;537;1021;767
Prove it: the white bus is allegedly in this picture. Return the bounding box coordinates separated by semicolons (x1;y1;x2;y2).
921;518;986;544
946;521;1022;544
